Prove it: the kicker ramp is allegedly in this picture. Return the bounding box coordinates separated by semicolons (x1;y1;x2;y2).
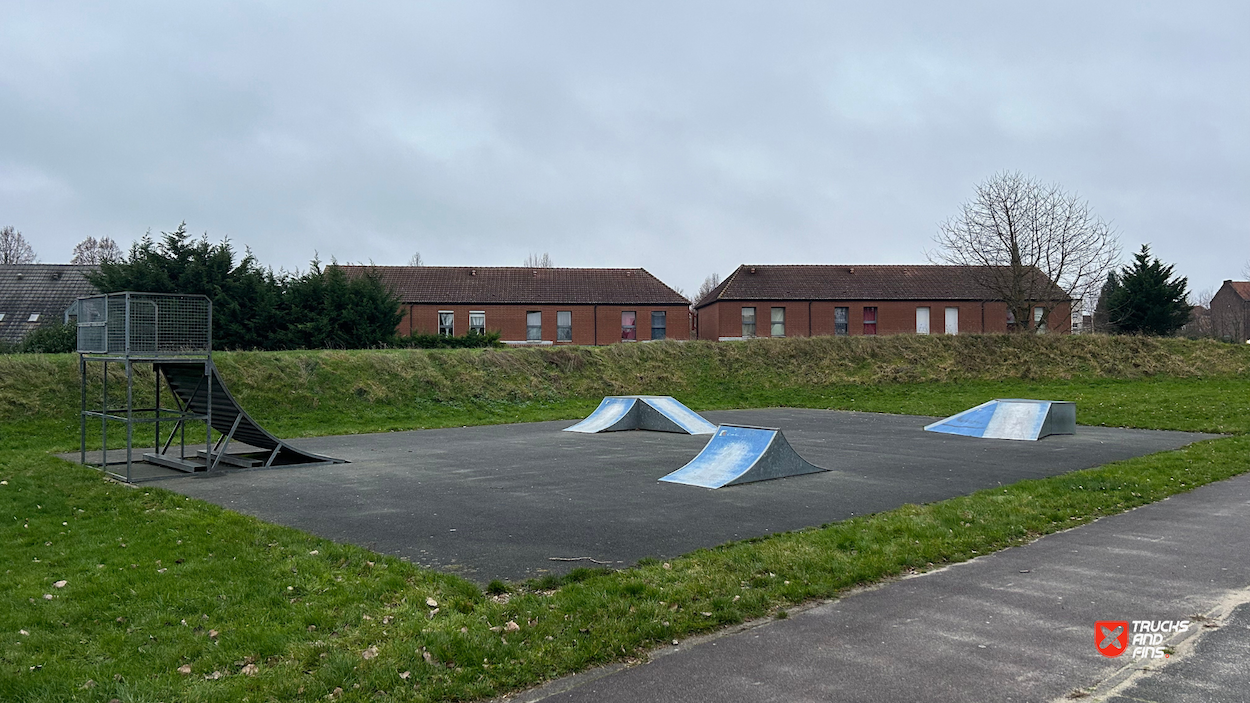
659;424;827;489
148;361;344;469
564;396;717;435
924;399;1076;441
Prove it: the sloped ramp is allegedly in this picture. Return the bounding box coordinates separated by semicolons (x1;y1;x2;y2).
659;425;827;489
148;361;344;469
924;399;1076;441
564;396;717;435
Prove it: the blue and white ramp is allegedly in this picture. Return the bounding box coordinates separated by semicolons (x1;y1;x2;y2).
563;396;717;435
924;399;1076;441
659;425;827;489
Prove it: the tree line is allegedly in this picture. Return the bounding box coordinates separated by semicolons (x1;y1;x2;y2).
83;223;495;351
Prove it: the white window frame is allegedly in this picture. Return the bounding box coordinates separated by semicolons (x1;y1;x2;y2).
28;313;40;323
438;310;454;336
741;307;756;338
770;307;786;337
526;311;542;341
557;310;573;341
469;311;486;335
944;306;959;335
916;306;930;335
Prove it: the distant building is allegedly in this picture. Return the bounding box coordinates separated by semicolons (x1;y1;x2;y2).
1210;280;1250;342
1180;305;1212;338
338;266;691;345
693;264;1072;339
0;264;99;345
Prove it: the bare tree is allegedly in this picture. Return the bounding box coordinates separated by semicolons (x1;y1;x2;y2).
407;251;424;266
695;273;721;303
70;236;123;265
930;172;1120;332
1242;260;1250;279
523;252;553;268
1183;285;1217;338
0;225;37;264
1190;286;1216;309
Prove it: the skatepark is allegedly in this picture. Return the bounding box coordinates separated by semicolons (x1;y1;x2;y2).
68;295;1219;583
154;407;1212;583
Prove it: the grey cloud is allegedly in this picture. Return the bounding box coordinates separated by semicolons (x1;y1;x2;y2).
0;1;1245;296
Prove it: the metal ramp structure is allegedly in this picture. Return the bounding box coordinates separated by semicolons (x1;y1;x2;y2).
77;292;342;482
923;399;1076;441
145;361;343;472
659;424;827;489
564;396;717;435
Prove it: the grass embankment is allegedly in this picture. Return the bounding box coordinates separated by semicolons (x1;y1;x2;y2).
2;335;1250;702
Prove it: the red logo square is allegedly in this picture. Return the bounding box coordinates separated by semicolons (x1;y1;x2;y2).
1096;621;1129;657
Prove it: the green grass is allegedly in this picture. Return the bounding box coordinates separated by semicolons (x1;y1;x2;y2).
2;337;1250;701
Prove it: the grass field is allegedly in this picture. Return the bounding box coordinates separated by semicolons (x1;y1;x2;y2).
2;336;1249;702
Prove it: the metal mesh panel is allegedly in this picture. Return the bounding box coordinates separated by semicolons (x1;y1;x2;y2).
76;293;211;356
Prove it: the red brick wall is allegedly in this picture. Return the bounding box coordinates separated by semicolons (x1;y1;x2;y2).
400;303;691;344
696;300;1071;338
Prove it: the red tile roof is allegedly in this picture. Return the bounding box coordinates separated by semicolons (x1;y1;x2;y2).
695;265;1068;308
337;266;690;306
1227;281;1250;301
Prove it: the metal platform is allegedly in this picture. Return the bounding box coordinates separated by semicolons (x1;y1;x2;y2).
563;396;717;435
77;292;343;482
658;424;827;488
923;399;1076;441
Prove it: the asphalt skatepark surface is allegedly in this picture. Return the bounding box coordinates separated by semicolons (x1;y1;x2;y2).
158;408;1217;584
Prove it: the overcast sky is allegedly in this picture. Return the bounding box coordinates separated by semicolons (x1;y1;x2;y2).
1;1;1246;299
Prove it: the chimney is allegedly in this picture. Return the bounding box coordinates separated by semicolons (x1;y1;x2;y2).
749;267;757;274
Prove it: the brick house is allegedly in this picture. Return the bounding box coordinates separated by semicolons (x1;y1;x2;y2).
0;264;99;345
1210;280;1250;342
694;265;1072;339
339;266;692;345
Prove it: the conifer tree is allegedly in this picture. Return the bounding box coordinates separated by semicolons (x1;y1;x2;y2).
1105;245;1190;336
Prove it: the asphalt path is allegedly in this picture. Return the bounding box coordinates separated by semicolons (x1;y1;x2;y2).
158;408;1214;583
510;470;1250;703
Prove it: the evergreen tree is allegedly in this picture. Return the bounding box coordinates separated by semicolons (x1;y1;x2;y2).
89;223;285;350
1091;272;1119;333
87;223;405;350
273;261;403;349
1105;245;1190;336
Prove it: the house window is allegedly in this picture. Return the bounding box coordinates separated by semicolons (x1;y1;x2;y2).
438;311;454;336
1034;306;1046;331
834;307;848;336
771;307;786;337
557;311;572;341
863;307;877;335
916;307;930;335
469;311;486;334
945;307;959;335
651;311;667;340
741;307;756;338
526;311;542;341
621;311;637;341
0;313;5;322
